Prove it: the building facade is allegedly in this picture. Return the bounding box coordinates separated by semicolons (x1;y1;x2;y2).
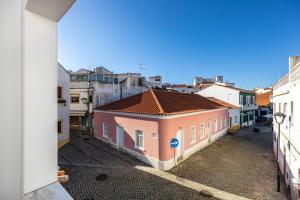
69;67;149;131
273;56;300;200
94;90;229;170
207;97;240;131
1;0;75;199
197;83;257;127
58;63;70;148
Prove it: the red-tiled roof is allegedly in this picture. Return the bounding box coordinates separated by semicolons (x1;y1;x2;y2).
96;90;225;115
256;91;272;107
207;97;240;109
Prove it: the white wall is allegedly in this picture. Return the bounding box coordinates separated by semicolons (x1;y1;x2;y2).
197;85;240;106
0;0;22;199
23;9;58;194
58;65;70;145
229;109;240;127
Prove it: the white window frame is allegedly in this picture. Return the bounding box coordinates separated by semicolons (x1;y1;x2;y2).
224;117;226;128
214;119;218;132
190;126;196;144
220;117;223;130
252;96;256;105
135;129;144;150
102;123;109;138
240;95;243;105
200;123;205;138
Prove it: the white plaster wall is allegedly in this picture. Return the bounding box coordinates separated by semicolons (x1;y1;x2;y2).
58;65;70;144
70;88;89;113
197;85;240;106
23;9;58;194
0;0;22;199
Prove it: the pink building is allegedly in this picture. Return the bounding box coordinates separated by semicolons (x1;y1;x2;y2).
94;90;229;170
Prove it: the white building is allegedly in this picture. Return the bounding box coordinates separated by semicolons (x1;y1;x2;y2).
168;84;200;94
69;68;149;131
273;56;300;200
207;97;240;130
197;83;257;127
58;63;70;148
1;0;75;199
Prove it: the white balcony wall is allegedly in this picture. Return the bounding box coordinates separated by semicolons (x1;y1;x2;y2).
0;0;23;199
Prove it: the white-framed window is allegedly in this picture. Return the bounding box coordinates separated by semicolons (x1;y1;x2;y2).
224;117;226;127
252;96;256;105
135;130;144;149
214;119;218;132
103;123;109;138
58;120;63;134
283;103;287;114
279;103;281;112
190;126;196;143
291;101;294;124
220;117;223;130
200;123;205;138
240;95;243;105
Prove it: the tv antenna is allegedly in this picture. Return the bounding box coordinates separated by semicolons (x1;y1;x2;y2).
138;64;146;75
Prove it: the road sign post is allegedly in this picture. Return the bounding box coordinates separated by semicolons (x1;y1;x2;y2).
170;138;179;166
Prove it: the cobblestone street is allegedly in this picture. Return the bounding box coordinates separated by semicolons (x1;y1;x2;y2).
169;125;287;200
59;132;217;200
59;126;287;200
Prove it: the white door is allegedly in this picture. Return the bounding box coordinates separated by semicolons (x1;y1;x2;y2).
208;119;213;142
176;128;184;159
116;125;124;148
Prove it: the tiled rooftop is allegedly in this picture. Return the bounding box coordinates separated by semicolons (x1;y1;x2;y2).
96;90;225;115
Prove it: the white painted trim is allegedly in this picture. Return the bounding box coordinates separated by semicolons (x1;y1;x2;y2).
96;128;228;171
94;108;228;120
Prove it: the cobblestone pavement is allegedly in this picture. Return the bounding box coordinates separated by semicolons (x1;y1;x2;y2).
168;125;287;200
59;131;217;200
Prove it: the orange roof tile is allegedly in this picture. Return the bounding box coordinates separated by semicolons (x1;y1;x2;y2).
206;97;240;109
256;91;272;107
96;90;225;115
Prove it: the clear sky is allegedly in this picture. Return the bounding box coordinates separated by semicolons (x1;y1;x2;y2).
58;0;300;89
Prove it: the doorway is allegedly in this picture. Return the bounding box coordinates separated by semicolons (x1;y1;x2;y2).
176;128;184;160
116;125;124;148
208;119;213;142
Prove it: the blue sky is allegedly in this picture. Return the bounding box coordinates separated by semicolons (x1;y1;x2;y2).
58;0;300;89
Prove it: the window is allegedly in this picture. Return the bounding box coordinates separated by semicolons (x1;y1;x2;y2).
224;117;226;127
273;103;276;112
279;103;281;112
246;96;251;105
89;95;93;103
135;130;144;149
283;103;287;114
291;101;294;123
200;123;205;138
240;95;243;105
190;126;196;143
58;120;63;134
215;119;218;132
103;123;109;138
71;94;80;103
220;117;223;130
57;86;62;99
252;96;256;105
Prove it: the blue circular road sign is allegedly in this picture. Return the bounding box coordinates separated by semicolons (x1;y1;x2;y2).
170;138;179;149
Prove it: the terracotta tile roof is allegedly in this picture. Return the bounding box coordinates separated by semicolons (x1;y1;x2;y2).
206;97;240;109
96;90;225;115
256;91;272;107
